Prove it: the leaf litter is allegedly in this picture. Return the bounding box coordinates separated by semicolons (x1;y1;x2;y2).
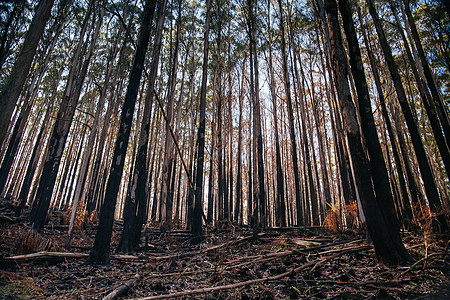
0;199;448;299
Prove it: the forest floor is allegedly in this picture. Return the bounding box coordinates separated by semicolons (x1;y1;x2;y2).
0;198;449;299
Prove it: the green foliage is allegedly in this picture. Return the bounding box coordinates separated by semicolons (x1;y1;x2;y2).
414;1;450;99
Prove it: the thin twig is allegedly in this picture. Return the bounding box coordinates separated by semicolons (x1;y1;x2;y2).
153;89;193;188
133;246;371;299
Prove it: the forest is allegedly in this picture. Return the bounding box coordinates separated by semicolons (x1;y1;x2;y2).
0;0;449;298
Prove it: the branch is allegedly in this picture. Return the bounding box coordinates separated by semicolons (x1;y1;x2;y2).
133;246;371;299
102;274;142;300
5;251;138;261
153;90;207;225
153;90;193;188
110;1;136;49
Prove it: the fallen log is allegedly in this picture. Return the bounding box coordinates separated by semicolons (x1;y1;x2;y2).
132;246;371;299
6;251;88;260
102;274;142;300
5;235;252;263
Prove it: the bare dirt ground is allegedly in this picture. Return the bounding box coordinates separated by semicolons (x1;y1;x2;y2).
0;199;449;299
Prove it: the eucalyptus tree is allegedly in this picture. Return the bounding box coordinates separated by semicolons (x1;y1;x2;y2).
65;2;130;248
265;0;286;227
234;54;246;224
356;5;415;228
31;1;104;230
159;0;182;231
247;0;266;233
366;0;447;230
86;0;157;265
323;0;412;264
338;0;410;259
192;0;212;241
0;0;55;150
117;0;167;252
0;0;29;73
84;4;138;216
402;0;450;147
278;0;308;226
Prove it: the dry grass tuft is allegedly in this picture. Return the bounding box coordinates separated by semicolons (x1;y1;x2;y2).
15;228;60;255
66;201;89;231
324;203;341;232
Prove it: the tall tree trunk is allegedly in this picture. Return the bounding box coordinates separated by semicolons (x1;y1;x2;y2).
266;2;286;228
402;0;450;146
117;0;166;252
192;0;212;241
311;28;332;214
160;1;181;230
296;54;319;226
323;0;411;265
207;115;216;225
367;0;447;230
0;0;54;147
357;6;414;228
389;1;450;179
31;2;98;230
234;56;245;225
277;0;303;226
226;21;234;222
248;0;266;233
65;6;106;248
338;0;410;260
86;0;157;265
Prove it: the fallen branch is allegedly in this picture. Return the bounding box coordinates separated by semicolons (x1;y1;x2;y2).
400;253;446;275
133;246;371;299
102;274;142;300
0;215;21;224
6;251;139;261
6;251;88;260
5;236;252;263
144;235;252;262
140;238;368;281
293;238;365;253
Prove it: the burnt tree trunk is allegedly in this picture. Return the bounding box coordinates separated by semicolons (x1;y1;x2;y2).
192;0;212;241
0;0;54;147
86;0;157;265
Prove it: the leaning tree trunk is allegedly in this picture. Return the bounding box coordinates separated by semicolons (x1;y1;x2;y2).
338;0;411;260
367;0;447;230
30;3;98;230
86;0;157;265
0;0;54;148
357;6;414;228
16;101;55;216
389;1;450;179
117;0;167;253
402;0;450;147
0;14;65;196
323;0;411;265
